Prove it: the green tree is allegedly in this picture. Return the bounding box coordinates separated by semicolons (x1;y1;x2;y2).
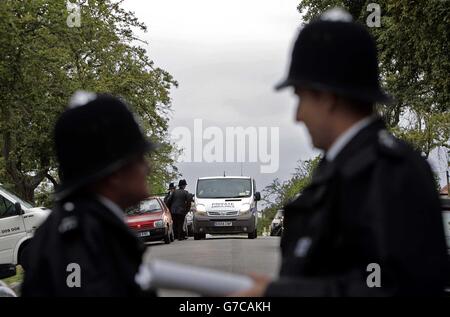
258;157;320;234
0;0;178;202
297;0;450;157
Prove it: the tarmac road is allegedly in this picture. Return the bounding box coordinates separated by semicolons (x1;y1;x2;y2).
143;235;281;297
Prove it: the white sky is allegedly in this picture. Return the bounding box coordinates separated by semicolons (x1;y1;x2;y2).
122;0;448;199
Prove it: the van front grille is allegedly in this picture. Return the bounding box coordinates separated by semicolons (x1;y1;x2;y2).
207;211;238;216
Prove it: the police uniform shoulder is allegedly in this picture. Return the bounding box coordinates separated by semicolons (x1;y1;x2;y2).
57;196;95;213
375;130;436;186
375;129;431;172
375;129;407;158
341;130;407;178
55;196;99;234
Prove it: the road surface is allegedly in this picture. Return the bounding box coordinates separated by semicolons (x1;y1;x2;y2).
143;235;281;296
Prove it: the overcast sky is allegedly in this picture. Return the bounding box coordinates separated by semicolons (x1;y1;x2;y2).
122;0;448;201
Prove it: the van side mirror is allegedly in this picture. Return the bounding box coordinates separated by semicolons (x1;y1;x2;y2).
0;263;16;279
14;202;23;215
254;192;261;201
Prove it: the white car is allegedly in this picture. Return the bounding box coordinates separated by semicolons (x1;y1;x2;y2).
0;185;51;266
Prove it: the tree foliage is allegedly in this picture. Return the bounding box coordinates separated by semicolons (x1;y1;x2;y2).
258;157;320;233
297;0;449;157
0;0;179;202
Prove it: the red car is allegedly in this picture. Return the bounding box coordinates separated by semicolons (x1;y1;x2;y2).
126;197;174;244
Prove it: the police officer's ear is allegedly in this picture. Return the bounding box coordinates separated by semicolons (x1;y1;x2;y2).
337;96;375;117
107;172;122;188
304;89;338;114
319;91;339;113
90;172;119;192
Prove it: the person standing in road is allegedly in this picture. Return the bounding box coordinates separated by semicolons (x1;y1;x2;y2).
182;192;194;239
22;92;158;297
233;8;449;296
164;182;176;208
167;179;190;240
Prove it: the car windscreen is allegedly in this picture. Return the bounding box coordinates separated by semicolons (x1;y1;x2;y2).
196;178;252;198
127;199;161;215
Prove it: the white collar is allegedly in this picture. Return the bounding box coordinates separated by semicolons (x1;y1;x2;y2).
97;195;125;222
326;116;375;162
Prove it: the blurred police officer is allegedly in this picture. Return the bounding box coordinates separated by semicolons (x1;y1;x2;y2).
182;192;194;239
164;182;176;207
22;92;157;296
236;8;448;296
167;179;190;240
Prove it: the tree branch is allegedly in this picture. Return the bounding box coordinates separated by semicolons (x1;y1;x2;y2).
45;173;59;187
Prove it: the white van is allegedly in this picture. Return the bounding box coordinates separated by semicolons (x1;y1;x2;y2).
192;176;261;240
0;185;51;266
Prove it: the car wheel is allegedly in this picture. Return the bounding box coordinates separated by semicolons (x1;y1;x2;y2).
248;229;257;239
194;233;203;240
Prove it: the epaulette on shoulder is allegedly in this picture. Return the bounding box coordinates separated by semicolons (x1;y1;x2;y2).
376;129;405;158
57;201;80;234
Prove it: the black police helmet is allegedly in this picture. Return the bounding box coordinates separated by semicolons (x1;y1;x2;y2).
53;91;158;200
276;8;391;104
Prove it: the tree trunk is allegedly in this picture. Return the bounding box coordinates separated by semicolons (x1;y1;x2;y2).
2;127;47;203
14;181;35;203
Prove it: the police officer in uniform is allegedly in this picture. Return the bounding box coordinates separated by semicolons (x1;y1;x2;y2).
167;179;190;240
164;182;176;207
235;8;449;296
22;92;157;296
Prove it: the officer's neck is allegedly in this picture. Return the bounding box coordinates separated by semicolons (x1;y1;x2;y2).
322;116;373;164
89;184;128;210
324;113;371;152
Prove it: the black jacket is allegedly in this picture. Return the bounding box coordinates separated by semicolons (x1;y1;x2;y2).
167;189;190;215
265;119;449;296
21;194;155;297
163;191;173;208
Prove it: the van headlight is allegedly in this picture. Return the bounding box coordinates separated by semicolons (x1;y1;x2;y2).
154;220;165;228
195;204;207;215
240;204;251;213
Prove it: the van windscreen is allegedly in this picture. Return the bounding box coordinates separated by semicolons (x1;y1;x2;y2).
196;179;252;198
